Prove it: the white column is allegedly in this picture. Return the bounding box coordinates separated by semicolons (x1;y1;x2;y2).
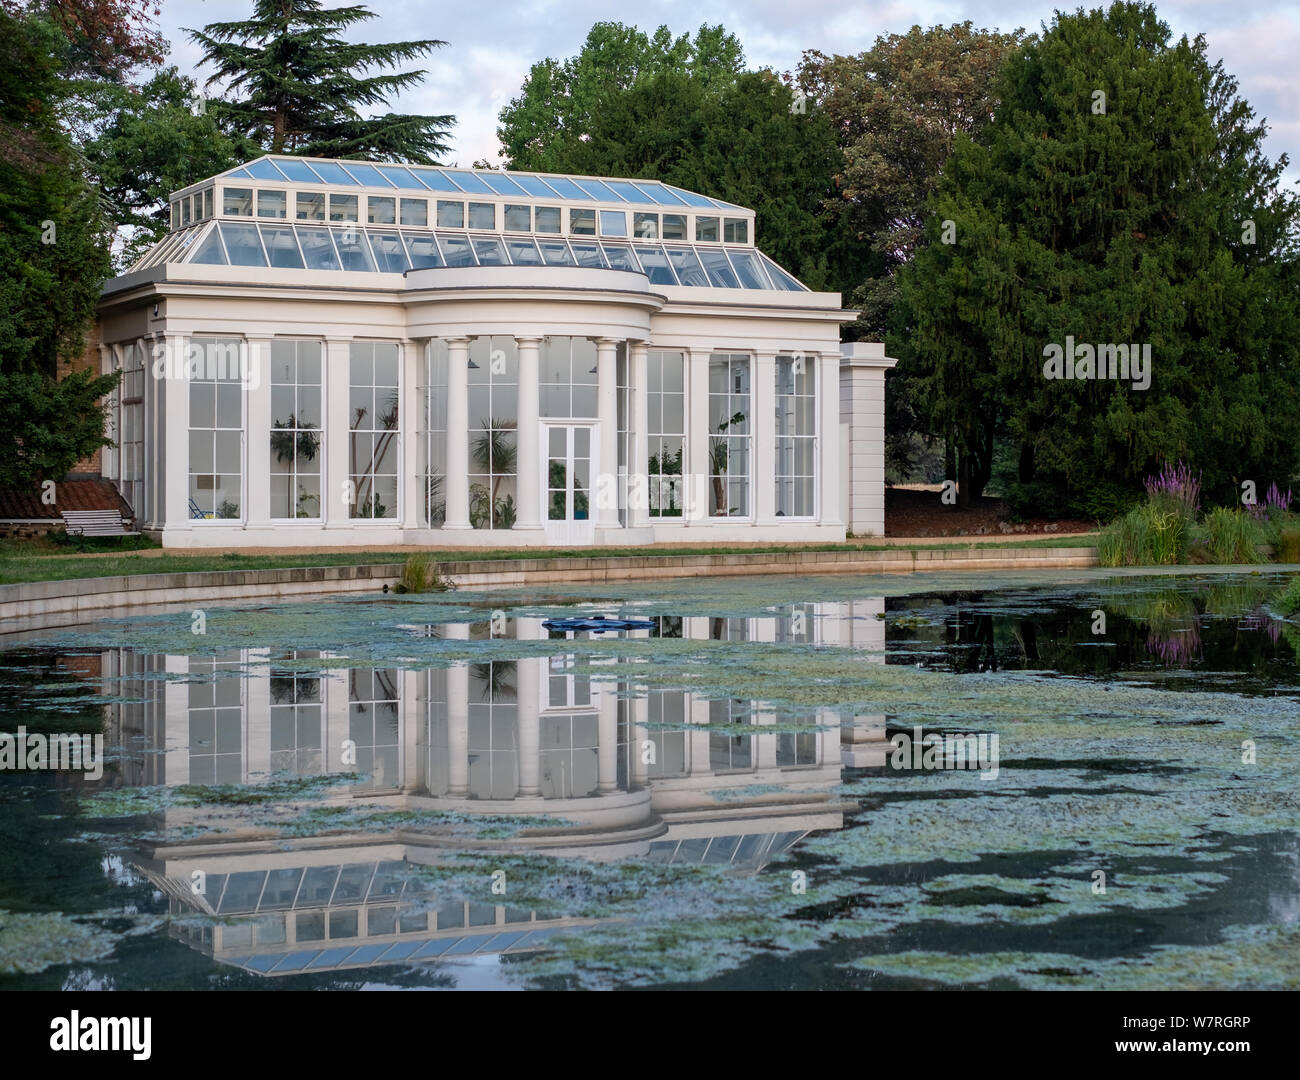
754;352;777;524
595;337;620;530
685;347;710;526
443;336;471;530
401;341;422;530
629;341;650;528
514;336;544;532
245;338;272;529
819;351;844;526
324;338;350;527
162;333;190;534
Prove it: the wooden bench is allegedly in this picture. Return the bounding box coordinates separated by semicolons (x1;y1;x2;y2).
61;510;139;537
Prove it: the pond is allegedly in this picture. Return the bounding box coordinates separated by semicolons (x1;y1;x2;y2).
0;567;1297;989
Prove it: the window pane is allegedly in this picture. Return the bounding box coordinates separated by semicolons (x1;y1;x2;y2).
260;225;304;268
437;233;475;266
695;216;719;242
257;190;287;219
665;247;708;287
329;194;358;222
633;246;676;285
723;217;749;243
633;213;659;240
467;202;495;230
569;208;596;235
335;228;376;271
219;222;266;266
699;248;740;288
535;206;561;233
727;249;771;289
403;232;442;268
538;241;575;267
297;228;341;270
569;242;605;269
295;191;325;221
472;237;508;265
662;213;687;241
367;196;396;225
601;244;638;273
505;237;541;265
437;200;465;228
399;198;427;226
504;205;530;232
599;210;627;237
368;231;410;273
223;188;253;216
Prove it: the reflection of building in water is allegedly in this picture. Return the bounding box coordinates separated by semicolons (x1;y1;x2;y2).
101;599;888;974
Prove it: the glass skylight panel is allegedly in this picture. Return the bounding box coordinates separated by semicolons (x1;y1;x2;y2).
224;167;253;179
472;236;508;265
569;242;606;269
444;170;494;194
341;162;394;187
245;159;288;181
479;172;528;196
665;184;716;208
633;245;678;285
260;225;305;268
334;228;376;271
272;158;324;183
600;244;639;272
698;247;740;287
632;181;686;206
219;221;267;266
605;180;653;204
413;169;464;192
505;237;542;265
758;252;806;290
297;227;341;270
727;249;773;289
374;164;426;189
538;240;576;266
402;232;442;268
189;225;227;265
574;178;623;202
666;246;709;286
542;176;593;200
368;231;410;273
437;233;476;266
307;161;360;185
599;210;627;237
511;174;562;198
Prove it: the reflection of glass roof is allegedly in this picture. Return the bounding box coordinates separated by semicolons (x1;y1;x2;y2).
646;831;808;869
213;155;744;211
133;219;808;291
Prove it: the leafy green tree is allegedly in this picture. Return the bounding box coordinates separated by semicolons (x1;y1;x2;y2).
188;0;454;162
896;1;1300;514
0;8;119;489
78;67;246;270
497;23;853;290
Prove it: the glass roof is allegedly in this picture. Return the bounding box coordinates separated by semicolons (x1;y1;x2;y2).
211;156;745;211
133;219;807;290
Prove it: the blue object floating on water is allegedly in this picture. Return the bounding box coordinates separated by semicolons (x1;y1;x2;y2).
543;615;658;632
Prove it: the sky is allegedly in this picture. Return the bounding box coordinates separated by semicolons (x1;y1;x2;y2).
156;0;1299;184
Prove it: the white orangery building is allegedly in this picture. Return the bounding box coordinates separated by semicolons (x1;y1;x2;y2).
97;155;895;548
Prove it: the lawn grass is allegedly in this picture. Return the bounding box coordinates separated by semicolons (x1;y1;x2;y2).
0;533;1098;586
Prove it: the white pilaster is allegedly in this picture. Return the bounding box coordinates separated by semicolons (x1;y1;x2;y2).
629;341;650;528
514;336;544;532
324;339;350;527
443;336;472;530
162;333;190;533
245;338;272;529
685;347;710;526
840;343;898;537
819;351;843;526
401;341;422;531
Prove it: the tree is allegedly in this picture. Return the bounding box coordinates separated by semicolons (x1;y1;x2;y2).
78;67;246;270
895;1;1300;514
0;8;119;489
11;0;168;81
497;23;854;291
188;0;454;162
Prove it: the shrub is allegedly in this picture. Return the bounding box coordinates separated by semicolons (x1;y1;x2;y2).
1202;506;1266;564
1097;502;1189;566
1277;525;1300;564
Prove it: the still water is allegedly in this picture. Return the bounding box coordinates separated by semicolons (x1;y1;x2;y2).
1;568;1297;989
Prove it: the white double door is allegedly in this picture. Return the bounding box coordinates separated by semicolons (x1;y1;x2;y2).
541;422;598;545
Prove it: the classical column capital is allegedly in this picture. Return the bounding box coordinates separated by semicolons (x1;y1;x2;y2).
514;335;544;348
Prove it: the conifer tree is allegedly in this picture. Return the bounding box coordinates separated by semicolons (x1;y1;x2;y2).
188;0;454;163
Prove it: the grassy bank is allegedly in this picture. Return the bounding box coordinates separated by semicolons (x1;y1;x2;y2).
0;534;1096;586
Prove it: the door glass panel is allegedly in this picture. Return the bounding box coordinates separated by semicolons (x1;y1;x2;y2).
574;427;590;457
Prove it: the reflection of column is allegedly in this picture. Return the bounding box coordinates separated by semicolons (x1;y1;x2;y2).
443;337;471;530
629;341;649;529
689;695;712;776
245;650;270;782
597;687;617;792
445;623;470;796
631;693;650;788
514;336;543;532
755;710;777;769
516;654;541;796
401;669;420;790
595;337;620;529
164;654;189;785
